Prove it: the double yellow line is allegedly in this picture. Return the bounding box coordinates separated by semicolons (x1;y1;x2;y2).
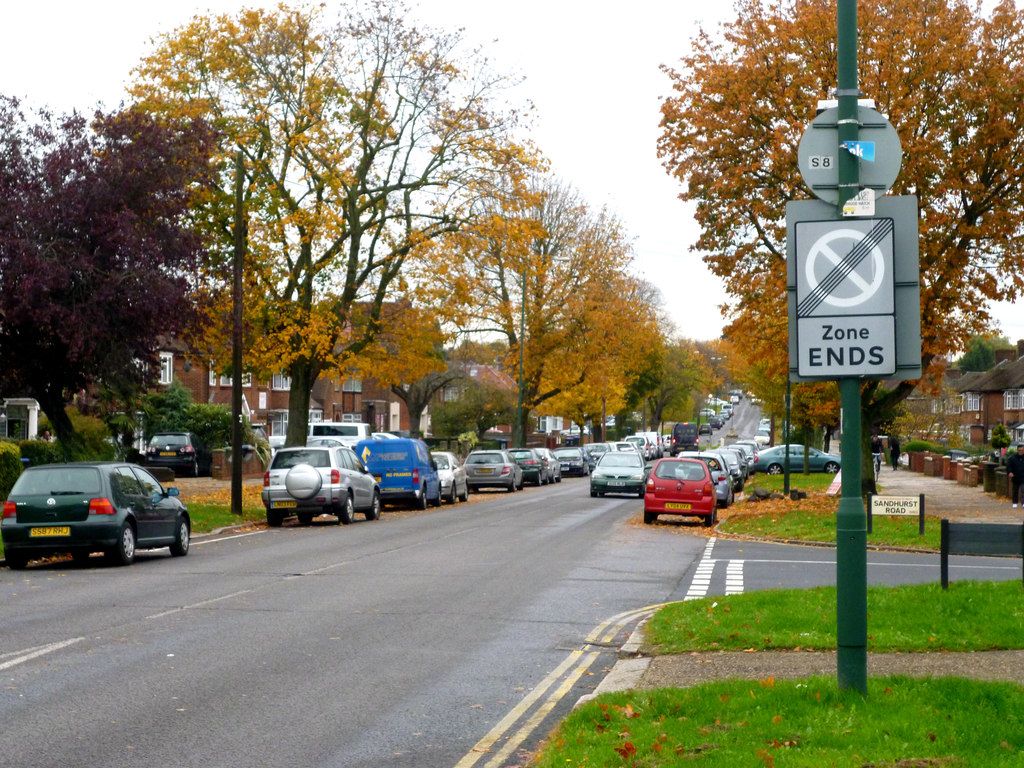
454;602;669;768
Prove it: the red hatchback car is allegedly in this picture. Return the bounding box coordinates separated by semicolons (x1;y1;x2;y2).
643;458;718;527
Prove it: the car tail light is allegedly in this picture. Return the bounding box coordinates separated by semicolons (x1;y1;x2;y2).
182;445;195;454
703;482;714;497
501;466;510;476
88;498;117;515
264;472;271;487
412;469;420;485
331;469;340;484
3;501;16;518
646;477;655;489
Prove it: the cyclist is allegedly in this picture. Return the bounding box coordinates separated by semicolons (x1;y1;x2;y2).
871;434;883;481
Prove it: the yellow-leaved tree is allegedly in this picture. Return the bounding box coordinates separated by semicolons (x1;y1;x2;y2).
428;175;662;443
131;0;532;444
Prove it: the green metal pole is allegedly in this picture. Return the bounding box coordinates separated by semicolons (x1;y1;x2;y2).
783;380;791;495
836;0;867;695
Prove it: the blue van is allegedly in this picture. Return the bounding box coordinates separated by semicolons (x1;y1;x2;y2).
354;438;441;509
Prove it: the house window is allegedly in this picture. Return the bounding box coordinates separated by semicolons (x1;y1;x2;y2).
159;353;174;385
212;372;253;387
342;378;362;393
272;374;291;390
1006;389;1023;410
964;393;981;412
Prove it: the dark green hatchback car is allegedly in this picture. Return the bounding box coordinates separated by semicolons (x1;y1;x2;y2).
2;462;191;569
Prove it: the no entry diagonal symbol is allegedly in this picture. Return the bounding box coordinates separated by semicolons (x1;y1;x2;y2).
797;218;894;317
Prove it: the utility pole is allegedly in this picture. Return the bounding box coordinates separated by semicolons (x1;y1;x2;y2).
231;151;246;516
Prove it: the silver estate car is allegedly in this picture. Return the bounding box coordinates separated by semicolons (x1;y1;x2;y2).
262;446;380;526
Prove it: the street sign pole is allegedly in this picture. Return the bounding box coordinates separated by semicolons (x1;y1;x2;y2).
836;0;868;694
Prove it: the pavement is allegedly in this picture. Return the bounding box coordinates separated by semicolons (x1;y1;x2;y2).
581;461;1024;703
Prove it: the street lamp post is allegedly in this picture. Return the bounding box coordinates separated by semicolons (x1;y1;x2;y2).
516;268;526;448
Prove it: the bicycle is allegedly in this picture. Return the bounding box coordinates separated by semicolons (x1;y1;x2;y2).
872;452;882;482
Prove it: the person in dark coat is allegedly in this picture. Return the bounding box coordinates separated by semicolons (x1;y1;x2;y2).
1008;443;1024;509
889;435;901;471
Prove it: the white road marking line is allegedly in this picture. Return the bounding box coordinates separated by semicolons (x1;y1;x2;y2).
0;637;84;672
146;589;255;620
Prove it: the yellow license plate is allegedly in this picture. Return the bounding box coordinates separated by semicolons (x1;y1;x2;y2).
664;502;692;511
160;451;176;456
273;500;297;509
30;526;71;537
477;468;493;473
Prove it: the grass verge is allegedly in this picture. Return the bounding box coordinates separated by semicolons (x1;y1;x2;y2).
643;580;1024;653
533;676;1024;767
532;582;1024;766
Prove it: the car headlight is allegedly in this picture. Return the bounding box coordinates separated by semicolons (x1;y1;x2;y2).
630;473;644;482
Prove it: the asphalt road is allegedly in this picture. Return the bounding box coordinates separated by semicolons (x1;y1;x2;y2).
1;477;709;768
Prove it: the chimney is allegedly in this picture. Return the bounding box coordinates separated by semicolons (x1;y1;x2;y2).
995;348;1016;364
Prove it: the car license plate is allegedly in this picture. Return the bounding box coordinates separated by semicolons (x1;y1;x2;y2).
477;468;493;473
610;481;625;487
665;502;692;511
160;451;176;456
273;500;297;509
373;475;382;482
30;526;70;537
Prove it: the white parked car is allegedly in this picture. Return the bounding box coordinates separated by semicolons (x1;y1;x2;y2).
431;451;469;503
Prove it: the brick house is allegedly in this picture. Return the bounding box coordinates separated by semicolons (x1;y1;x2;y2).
157;343;418;438
955;340;1024;446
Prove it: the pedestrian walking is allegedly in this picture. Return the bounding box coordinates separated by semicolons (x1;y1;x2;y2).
889;435;901;471
1008;443;1024;509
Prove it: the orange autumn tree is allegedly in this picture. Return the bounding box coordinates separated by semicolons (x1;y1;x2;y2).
660;0;1024;480
131;1;530;444
431;175;661;443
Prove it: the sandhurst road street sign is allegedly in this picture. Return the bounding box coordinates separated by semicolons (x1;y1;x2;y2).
787;196;922;382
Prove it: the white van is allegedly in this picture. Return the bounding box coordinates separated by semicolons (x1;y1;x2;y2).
308;421;372;446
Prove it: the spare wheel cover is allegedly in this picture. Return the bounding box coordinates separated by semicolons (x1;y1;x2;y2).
285;464;323;500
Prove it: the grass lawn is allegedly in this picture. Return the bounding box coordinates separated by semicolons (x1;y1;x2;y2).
533;581;1024;767
716;474;940;550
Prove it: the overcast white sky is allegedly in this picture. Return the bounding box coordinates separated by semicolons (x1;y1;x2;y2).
2;0;1020;347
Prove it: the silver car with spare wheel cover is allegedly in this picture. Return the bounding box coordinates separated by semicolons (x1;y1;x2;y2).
262;445;380;527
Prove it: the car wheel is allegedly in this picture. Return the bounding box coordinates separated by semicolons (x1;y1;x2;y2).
446;483;457;504
6;552;29;570
590;488;597;497
458;482;469;502
107;522;136;566
416;485;428;510
516;478;524;490
507;480;515;493
337;495;355;525
703;508;717;527
364;491;381;521
266;509;284;527
432;487;442;507
637;489;645;499
555;474;561;483
297;511;315;525
169;517;190;556
643;510;657;524
824;462;840;474
767;463;783;475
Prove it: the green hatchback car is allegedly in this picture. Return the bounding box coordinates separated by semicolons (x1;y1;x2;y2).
589;452;647;498
2;462;191;569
